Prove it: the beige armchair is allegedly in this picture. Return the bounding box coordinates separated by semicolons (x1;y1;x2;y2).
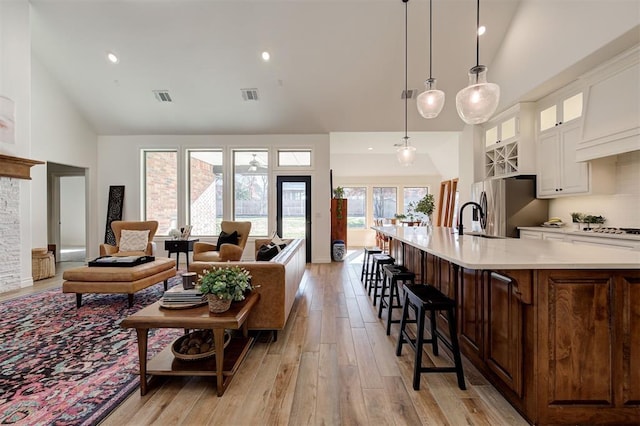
100;220;158;257
193;221;252;262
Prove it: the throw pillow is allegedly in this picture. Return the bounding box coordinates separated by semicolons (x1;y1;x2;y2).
271;233;286;246
118;230;150;252
256;243;287;261
216;230;239;251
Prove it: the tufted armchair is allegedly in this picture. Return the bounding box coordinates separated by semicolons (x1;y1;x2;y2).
100;220;158;257
193;221;252;262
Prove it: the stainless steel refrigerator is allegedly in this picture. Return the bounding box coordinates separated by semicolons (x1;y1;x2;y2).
470;176;548;238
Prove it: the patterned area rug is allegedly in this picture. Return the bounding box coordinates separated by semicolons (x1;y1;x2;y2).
0;276;183;425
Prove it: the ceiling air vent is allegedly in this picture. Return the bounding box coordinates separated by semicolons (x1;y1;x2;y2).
153;90;173;103
401;89;417;100
241;88;259;101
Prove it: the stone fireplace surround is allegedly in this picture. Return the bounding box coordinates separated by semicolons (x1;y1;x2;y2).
0;154;44;293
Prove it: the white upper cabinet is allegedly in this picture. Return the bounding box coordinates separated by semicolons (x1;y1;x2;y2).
577;45;640;161
483;103;535;179
537;121;589;197
538;92;584;133
535;89;614;198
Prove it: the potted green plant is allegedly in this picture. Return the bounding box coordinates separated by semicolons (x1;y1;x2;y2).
394;213;406;220
570;212;584;223
413;194;435;224
198;266;252;313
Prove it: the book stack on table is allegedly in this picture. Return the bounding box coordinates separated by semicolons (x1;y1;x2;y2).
161;286;206;308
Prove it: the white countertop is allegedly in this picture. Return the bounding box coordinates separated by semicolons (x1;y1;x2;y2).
518;226;640;241
374;226;640;270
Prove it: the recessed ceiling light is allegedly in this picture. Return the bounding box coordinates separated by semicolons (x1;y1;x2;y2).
261;51;270;61
477;26;486;36
106;51;119;64
368;147;373;151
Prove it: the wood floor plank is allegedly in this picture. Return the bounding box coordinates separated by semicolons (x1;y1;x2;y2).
364;321;401;377
303;309;322;353
336;317;358;366
351;328;384;389
474;384;531;426
203;338;270;424
264;315;307;425
339;365;369;425
382;375;423;426
320;305;337;344
355;294;378;323
288;351;319;425
225;353;282;425
345;296;365;328
316;343;341;426
362;388;395;425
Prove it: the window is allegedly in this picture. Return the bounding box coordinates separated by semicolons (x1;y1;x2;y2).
188;150;223;236
277;149;312;167
142;150;178;235
563;92;583;123
233;150;268;235
373;187;397;219
343;187;366;229
403;187;429;218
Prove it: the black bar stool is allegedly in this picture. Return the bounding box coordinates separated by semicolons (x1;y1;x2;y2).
396;284;466;391
360;246;382;287
368;254;395;305
378;265;416;335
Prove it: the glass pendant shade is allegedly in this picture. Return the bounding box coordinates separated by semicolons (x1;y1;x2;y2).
456;65;500;124
417;78;445;119
396;139;416;167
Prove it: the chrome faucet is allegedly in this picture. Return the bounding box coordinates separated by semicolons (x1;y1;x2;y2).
458;201;484;236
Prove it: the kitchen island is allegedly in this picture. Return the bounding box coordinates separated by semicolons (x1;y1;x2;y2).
375;226;640;426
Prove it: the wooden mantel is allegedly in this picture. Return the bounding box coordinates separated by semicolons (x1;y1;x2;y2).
0;154;44;180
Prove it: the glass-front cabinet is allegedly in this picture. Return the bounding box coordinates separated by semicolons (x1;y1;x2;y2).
483;103;535;179
538;92;583;133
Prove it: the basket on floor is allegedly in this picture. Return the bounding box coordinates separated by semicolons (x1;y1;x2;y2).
32;248;55;281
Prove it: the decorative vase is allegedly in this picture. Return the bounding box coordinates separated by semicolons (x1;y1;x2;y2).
207;295;232;313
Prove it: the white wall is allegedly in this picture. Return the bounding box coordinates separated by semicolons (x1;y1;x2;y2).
30;55;98;252
491;0;640;110
329;132;459;179
97;134;332;263
0;0;34;289
60;176;86;246
549;152;640;227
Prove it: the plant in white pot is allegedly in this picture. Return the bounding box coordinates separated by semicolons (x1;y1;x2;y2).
413;194;435;225
198;266;252;313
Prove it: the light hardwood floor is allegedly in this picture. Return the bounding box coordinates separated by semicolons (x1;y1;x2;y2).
5;254;529;425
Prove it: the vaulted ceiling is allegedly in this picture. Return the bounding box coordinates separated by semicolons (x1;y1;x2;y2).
30;0;521;135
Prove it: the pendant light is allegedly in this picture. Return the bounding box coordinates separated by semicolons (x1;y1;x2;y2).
416;0;444;119
455;0;500;125
397;0;416;167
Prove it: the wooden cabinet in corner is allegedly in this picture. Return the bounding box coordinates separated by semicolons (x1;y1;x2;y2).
536;269;640;425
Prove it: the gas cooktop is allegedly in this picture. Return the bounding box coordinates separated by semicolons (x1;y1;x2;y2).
582;227;640;235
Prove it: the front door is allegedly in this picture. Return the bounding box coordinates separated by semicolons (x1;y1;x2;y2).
276;176;311;262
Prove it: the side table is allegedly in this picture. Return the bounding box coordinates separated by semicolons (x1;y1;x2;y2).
121;291;259;396
164;238;199;269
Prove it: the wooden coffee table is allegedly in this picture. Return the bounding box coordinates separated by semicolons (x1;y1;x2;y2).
121;292;259;396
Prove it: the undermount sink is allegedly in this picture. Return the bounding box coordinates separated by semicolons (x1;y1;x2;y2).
464;232;507;239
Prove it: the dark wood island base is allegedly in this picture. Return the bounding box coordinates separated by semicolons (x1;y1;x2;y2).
389;238;640;425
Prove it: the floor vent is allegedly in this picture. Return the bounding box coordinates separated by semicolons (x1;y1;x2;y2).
153;90;173;103
241;88;259;101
